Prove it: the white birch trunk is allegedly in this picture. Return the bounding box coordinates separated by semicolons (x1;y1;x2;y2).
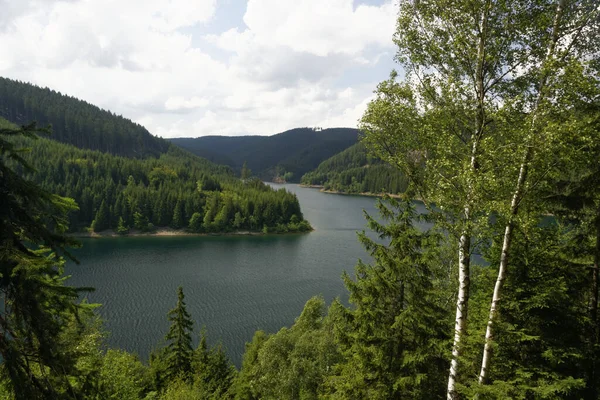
478;0;566;384
446;3;489;396
588;211;600;396
447;231;471;400
446;2;491;395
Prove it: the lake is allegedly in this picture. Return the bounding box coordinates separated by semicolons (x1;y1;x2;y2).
67;184;427;366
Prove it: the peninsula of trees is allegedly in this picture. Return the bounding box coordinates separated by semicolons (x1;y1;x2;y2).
300;142;408;195
0;80;311;235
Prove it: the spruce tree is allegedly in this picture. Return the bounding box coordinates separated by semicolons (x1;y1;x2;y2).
193;328;236;397
164;286;194;382
465;223;589;398
0;122;92;399
188;212;203;233
133;210;150;232
172;199;184;229
116;216;129;235
92;199;110;232
540;113;600;397
329;197;450;399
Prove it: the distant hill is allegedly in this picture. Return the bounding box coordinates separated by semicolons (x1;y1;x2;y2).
301;142;408;195
0;76;170;158
170;127;360;182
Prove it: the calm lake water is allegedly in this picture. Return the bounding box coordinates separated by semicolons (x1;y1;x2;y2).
67;184;427;366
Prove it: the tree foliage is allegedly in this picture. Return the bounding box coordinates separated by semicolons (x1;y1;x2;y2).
234;296;342;400
301;142;408;195
325;198;450;399
4;122;310;234
165;287;195;382
0;121;94;399
0;77;170;158
359;0;600;396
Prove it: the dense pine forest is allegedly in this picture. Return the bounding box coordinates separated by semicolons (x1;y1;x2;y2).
0;116;310;235
1;0;600;399
0;77;170;158
0;79;310;235
171;127;359;182
300;142;408;194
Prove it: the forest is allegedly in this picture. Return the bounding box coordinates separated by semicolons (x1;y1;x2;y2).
1;0;600;399
0;77;170;158
300;142;408;194
0;120;310;236
0;78;311;235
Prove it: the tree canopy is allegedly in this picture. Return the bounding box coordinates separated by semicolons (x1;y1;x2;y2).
0;122;95;399
301;142;408;195
3;118;310;234
0;77;170;158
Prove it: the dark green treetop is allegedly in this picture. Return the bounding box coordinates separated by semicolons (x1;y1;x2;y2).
0;121;93;399
164;286;194;382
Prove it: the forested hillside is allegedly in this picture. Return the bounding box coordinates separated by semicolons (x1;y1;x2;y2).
1;118;310;234
301;142;408;194
0;77;170;158
170;127;359;182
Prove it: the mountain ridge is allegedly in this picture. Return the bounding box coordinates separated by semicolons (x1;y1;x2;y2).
170;127;360;182
0;76;171;158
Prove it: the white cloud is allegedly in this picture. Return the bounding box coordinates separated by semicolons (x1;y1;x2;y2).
165;96;210;111
0;0;397;138
241;0;396;56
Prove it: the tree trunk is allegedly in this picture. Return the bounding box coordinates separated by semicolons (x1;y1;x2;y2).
478;0;566;384
588;211;600;397
447;231;471;400
592;212;600;339
477;162;524;383
447;2;489;396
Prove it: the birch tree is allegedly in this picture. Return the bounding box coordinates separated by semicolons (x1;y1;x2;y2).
359;1;599;398
478;0;600;384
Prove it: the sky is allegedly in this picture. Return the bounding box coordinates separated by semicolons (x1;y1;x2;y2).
0;0;399;137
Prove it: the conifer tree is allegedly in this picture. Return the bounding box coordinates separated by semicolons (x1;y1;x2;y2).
233;212;245;229
193;329;236;397
540;107;600;397
116;216;129;235
164;286;194;382
92;199;110;232
193;327;210;374
133;211;150;232
172;199;184;229
0;122;92;399
329;198;450;399
189;212;203;233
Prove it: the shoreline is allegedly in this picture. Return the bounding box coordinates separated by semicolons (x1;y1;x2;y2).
71;227;312;239
299;184;404;199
